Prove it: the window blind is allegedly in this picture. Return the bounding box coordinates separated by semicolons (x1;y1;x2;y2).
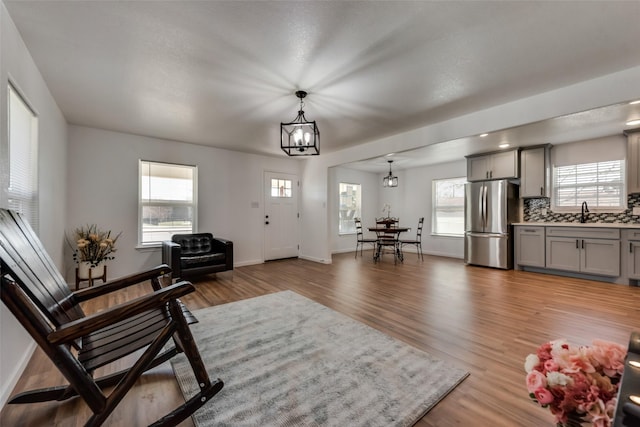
7;84;39;231
553;160;625;209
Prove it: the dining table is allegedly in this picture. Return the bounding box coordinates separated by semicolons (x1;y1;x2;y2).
368;225;410;262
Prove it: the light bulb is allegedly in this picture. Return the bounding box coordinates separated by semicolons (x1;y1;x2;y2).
294;128;303;145
304;132;311;145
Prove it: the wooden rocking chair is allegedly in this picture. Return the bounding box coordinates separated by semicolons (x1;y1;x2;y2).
0;208;223;426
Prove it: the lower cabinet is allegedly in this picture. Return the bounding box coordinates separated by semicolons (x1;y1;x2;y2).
625;230;640;280
545;228;620;277
515;226;545;267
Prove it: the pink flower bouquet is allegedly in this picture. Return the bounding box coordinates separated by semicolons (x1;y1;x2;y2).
525;338;627;427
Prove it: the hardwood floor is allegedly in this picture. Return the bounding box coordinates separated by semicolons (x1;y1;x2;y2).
2;251;639;426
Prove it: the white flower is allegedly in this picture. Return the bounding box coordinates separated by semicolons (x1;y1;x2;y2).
551;338;569;353
546;371;573;387
524;353;540;373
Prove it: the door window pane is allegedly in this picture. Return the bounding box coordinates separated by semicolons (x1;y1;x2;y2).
271;178;292;198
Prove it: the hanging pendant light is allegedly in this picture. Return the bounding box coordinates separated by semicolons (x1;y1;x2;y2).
281;90;320;156
383;160;398;187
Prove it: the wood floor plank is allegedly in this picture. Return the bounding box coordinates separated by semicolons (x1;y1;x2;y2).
2;251;639;426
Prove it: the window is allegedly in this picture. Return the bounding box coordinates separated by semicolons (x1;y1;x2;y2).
271;178;292;198
139;161;197;246
339;183;361;234
7;84;39;231
432;177;466;236
552;160;625;210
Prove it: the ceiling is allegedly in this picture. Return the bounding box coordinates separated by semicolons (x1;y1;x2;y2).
345;100;640;172
4;1;640;161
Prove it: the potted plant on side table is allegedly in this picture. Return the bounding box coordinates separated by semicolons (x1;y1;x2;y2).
69;224;121;289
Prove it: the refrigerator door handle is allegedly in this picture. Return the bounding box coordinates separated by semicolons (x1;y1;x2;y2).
466;232;508;238
482;184;487;230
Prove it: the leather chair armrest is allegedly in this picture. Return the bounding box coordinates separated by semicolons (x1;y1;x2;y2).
210;238;233;270
162;240;182;279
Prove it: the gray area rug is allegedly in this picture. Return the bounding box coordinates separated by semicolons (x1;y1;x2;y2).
171;291;469;426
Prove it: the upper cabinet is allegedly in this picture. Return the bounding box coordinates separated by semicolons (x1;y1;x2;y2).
466;149;519;181
626;129;640;194
520;145;551;198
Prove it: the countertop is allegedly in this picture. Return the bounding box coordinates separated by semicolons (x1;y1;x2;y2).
513;222;640;229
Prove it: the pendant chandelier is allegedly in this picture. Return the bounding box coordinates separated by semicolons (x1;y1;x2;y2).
383;160;398;187
280;90;320;156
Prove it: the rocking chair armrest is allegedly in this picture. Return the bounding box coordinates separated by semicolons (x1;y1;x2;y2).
73;264;173;302
48;281;194;345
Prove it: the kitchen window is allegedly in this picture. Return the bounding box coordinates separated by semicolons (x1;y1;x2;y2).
432;177;466;236
339;182;361;235
552;160;625;211
138;160;197;246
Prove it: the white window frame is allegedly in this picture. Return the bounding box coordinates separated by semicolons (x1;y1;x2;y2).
6;83;39;231
138;160;198;247
338;182;361;235
431;177;466;237
552;160;626;212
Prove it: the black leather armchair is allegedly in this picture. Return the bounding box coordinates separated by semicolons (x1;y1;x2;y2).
162;233;233;280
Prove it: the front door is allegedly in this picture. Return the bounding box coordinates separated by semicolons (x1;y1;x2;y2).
264;171;299;261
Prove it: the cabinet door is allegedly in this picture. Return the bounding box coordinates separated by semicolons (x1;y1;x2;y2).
520;148;546;198
467;156;490;181
490;150;518;180
515;226;545;267
628;133;640;194
628;241;640;279
581;238;620;277
546;237;580;272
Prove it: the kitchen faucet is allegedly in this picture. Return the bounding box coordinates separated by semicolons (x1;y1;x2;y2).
580;201;590;223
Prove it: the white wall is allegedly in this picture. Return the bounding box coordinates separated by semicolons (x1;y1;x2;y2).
553;135;626;166
0;2;69;407
66;125;301;280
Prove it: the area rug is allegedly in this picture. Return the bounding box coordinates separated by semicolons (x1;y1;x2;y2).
170;291;469;426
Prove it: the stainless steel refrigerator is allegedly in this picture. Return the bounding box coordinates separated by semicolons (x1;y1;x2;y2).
464;180;519;269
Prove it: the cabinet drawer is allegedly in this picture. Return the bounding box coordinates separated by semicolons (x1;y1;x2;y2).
625;229;640;240
516;226;544;236
545;227;620;239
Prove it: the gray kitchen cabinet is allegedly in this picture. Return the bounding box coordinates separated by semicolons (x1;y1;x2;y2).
515;226;545;267
626;229;640;279
466;149;519;181
626;129;640;194
545;227;620;277
520;145;551;198
546;236;581;272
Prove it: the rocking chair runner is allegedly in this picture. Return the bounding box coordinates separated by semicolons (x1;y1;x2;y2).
0;208;223;427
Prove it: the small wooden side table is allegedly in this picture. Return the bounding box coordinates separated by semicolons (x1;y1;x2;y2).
75;265;107;290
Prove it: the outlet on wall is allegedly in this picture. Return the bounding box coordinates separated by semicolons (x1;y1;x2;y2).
633;207;640;216
541;208;548;216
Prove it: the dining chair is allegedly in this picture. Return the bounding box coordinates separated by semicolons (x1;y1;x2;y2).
400;217;424;260
373;223;402;264
354;217;377;257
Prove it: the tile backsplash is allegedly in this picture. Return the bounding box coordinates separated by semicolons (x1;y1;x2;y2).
523;193;640;224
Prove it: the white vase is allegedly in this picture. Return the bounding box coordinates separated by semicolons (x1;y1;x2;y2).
77;261;105;280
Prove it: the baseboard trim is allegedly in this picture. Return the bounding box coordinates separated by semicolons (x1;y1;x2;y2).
0;340;36;409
